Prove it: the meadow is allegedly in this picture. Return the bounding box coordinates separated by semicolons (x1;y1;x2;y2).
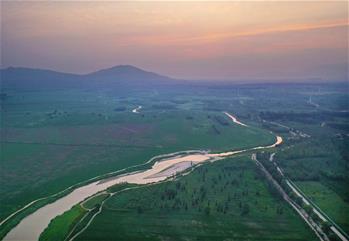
296;181;349;233
0;88;275;221
243;83;349;236
1;82;348;240
73;155;317;241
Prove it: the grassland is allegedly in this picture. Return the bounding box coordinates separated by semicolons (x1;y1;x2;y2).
82;193;110;210
265;117;349;236
39;205;87;241
1;82;348;240
224;83;349;235
39;183;140;241
0;108;274;222
296;181;349;233
73;156;317;241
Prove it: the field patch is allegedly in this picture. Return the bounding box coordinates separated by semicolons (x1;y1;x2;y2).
74;156;317;241
39;205;86;241
296;181;349;233
0;110;274;221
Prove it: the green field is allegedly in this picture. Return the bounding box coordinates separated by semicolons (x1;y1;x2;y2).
0;88;278;222
82;193;110;210
0;108;275;221
1;82;348;240
39;205;87;241
296;181;349;233
73;156;317;241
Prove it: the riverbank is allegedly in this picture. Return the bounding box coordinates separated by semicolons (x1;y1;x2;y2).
3;112;281;241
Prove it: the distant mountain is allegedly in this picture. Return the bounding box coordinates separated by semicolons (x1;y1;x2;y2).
86;65;172;82
0;65;175;90
0;67;84;90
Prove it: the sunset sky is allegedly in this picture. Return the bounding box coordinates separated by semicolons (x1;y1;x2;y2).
1;1;348;81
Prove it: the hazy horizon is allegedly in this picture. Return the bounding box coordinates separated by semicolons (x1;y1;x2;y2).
1;1;348;81
2;64;347;84
1;2;349;241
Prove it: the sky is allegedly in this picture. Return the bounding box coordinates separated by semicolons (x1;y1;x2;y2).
1;1;348;81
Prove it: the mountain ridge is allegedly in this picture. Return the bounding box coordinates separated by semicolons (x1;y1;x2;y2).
85;65;172;82
0;65;175;90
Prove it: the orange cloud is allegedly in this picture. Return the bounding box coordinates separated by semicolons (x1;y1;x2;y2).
2;1;347;80
120;19;348;47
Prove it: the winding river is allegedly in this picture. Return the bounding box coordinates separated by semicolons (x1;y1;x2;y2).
3;113;282;241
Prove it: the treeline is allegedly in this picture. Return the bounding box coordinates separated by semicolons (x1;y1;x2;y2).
202;100;227;111
276;138;348;182
116;160;287;218
214;115;230;126
260;111;349;125
151;103;177;110
114;107;126;112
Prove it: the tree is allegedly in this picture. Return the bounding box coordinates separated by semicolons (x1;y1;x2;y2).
137;206;143;214
303;204;312;214
241;204;250;216
328;232;341;241
321;221;331;234
294;196;303;206
276;206;284;215
204;205;211;215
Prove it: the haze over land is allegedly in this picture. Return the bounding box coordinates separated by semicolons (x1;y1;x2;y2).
1;1;348;82
1;1;349;241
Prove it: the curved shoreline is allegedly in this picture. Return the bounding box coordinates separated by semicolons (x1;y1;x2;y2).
3;112;282;241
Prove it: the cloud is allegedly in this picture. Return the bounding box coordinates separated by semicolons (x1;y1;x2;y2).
1;1;348;80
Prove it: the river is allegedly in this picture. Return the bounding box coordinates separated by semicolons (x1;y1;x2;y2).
3;112;282;241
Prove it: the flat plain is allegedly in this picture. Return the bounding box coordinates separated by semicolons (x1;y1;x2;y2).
1;82;348;241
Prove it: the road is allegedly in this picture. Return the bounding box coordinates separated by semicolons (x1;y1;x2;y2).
262;152;348;241
252;153;328;241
